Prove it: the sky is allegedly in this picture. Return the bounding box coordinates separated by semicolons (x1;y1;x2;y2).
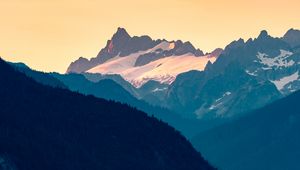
1;0;300;73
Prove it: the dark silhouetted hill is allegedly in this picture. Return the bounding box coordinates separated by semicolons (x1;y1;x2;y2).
0;58;214;170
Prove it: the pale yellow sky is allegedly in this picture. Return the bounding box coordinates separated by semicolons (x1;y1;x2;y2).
1;0;299;73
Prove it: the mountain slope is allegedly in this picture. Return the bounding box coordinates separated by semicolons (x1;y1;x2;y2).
192;90;300;170
51;73;138;104
87;49;216;87
136;80;169;106
0;58;214;170
82;73;140;97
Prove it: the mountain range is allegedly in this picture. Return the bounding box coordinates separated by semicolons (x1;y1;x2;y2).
19;27;300;132
30;27;300;136
67;28;300;120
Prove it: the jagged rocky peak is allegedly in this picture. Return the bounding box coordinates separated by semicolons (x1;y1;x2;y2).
282;28;300;48
223;38;245;52
173;41;204;56
101;27;160;57
258;30;270;39
173;40;205;56
113;27;131;40
66;27;159;73
223;30;276;53
110;27;131;44
107;27;131;54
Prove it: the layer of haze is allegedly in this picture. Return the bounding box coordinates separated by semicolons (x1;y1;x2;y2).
1;0;299;73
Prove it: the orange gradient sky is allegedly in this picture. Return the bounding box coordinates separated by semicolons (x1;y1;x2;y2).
1;0;300;73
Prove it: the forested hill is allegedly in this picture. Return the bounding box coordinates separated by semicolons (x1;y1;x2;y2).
0;58;214;170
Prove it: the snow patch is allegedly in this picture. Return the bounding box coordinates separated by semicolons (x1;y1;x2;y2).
256;50;294;69
209;92;231;110
215;92;231;102
209;102;223;110
152;87;168;93
270;71;299;91
245;70;258;76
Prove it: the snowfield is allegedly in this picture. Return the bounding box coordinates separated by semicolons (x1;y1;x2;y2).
271;71;299;91
257;50;294;69
87;42;216;87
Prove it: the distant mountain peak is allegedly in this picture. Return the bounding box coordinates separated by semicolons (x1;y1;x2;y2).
117;27;128;34
112;27;131;41
285;28;300;34
258;30;270;39
282;28;300;48
107;27;132;54
224;38;245;51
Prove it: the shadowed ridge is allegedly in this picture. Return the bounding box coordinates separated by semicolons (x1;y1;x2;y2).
192;90;300;170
